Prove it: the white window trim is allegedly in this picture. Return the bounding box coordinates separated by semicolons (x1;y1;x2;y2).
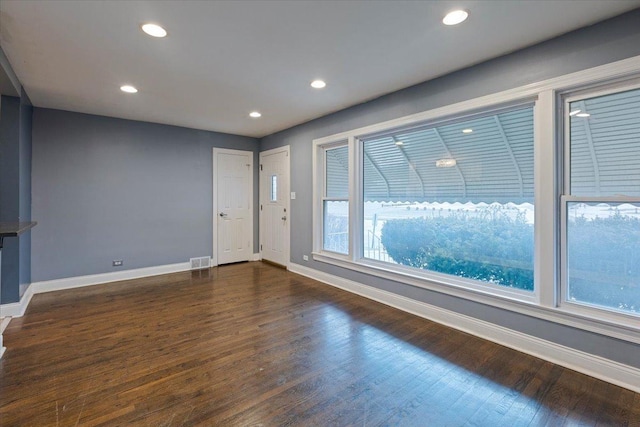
314;140;350;259
349;136;362;261
353;102;539;304
312;54;640;344
534;89;558;309
558;79;640;332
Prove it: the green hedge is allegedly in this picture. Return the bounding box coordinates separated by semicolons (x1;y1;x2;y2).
567;210;640;313
381;206;640;313
381;208;534;290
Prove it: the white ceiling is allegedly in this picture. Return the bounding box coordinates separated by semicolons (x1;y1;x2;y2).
1;1;639;138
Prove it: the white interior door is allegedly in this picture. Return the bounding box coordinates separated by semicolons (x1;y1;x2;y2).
214;148;253;265
260;146;290;267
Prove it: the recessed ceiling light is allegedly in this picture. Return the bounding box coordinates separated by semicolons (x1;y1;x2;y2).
443;10;469;26
141;23;167;38
576;113;591;118
395;140;404;146
249;111;262;118
462;128;473;134
311;80;327;89
569;109;581;116
120;85;138;93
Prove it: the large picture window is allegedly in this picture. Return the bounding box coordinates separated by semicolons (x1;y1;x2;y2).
361;106;535;291
563;84;640;316
313;58;640;341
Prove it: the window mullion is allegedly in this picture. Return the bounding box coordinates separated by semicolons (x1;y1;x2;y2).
349;136;362;261
535;89;558;308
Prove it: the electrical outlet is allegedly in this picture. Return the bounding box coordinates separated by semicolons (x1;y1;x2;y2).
112;260;123;267
303;255;309;261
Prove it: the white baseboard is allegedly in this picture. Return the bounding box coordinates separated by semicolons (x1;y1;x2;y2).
31;262;192;294
2;259;268;317
0;262;192;318
0;284;34;317
0;316;8;358
288;263;640;394
0;316;11;334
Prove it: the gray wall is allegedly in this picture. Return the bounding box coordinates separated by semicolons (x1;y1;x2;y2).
31;109;259;283
0;95;21;303
0;92;32;304
18;88;32;296
260;10;640;368
0;96;20;222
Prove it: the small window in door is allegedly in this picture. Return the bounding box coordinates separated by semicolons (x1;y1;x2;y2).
270;175;278;202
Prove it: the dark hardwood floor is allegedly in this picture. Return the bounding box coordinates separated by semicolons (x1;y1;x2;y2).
1;262;638;426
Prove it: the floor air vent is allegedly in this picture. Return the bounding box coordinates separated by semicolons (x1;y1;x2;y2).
190;256;211;270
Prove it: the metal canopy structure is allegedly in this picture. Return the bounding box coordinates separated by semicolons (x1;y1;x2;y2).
327;86;640;204
327;107;535;204
570;87;640;197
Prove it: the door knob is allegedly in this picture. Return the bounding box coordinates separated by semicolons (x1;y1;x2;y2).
219;212;228;217
281;216;287;221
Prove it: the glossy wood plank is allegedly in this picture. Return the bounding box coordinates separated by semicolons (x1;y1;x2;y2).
1;262;637;426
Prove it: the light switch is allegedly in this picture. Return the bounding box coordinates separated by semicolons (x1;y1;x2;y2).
291;192;296;199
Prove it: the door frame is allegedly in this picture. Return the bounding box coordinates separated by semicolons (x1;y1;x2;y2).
212;147;254;267
259;145;291;268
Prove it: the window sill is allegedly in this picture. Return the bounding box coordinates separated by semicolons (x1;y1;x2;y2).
312;251;640;345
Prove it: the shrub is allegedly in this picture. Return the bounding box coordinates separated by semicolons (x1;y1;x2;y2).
567;209;640;313
381;205;640;313
380;207;534;290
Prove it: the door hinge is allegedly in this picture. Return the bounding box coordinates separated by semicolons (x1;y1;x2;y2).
260;244;263;250
260;164;263;171
260;204;263;211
